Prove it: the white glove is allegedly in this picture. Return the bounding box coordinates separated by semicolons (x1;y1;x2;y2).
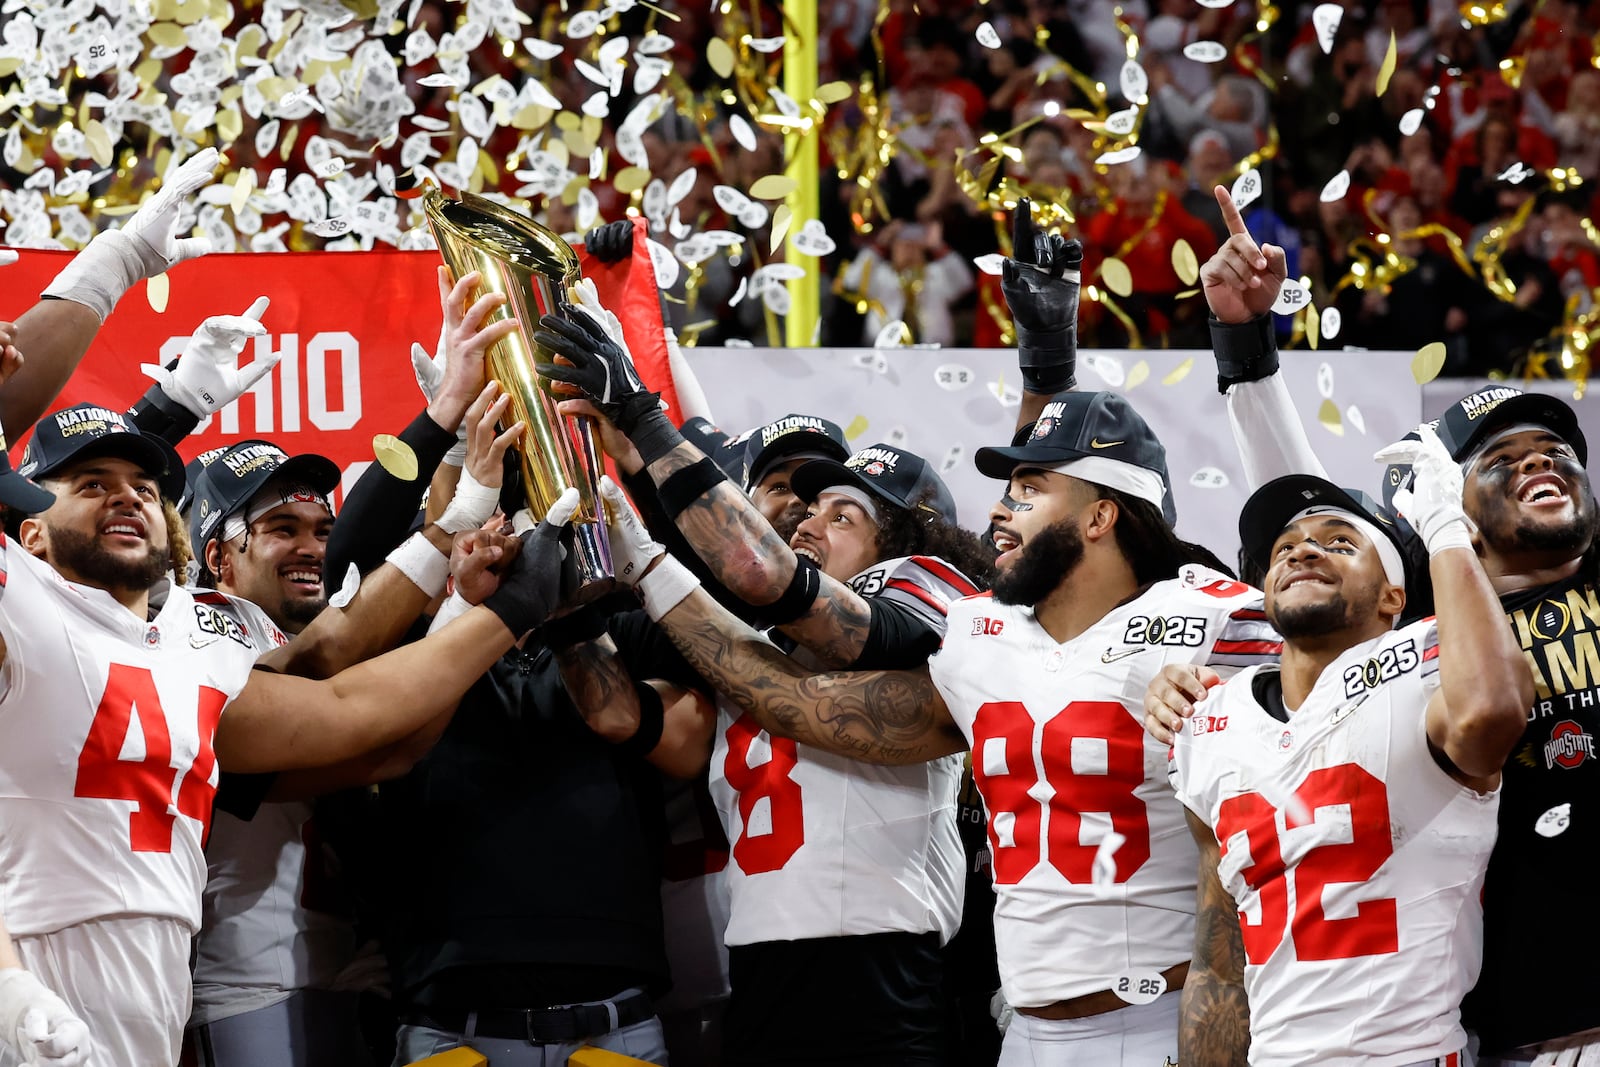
599;474;664;586
1373;424;1473;556
989;990;1014;1036
0;969;92;1067
141;297;277;418
571;277;629;351
412;326;468;465
43;148;220;321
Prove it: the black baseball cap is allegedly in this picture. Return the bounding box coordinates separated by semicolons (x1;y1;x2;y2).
0;429;54;514
1239;474;1417;582
19;403;185;503
742;413;850;490
1435;386;1587;464
680;415;746;480
791;443;959;524
974;390;1177;524
185;440;340;555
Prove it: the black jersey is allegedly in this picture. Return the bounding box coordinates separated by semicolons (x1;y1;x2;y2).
1464;556;1600;1053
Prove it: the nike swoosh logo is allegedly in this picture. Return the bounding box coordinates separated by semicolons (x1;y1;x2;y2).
1090;438;1124;449
1101;646;1147;663
190;634;219;649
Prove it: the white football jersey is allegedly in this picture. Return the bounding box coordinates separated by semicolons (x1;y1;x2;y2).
1170;620;1496;1067
710;556;974;947
0;547;272;937
930;566;1280;1008
188;591;373;1025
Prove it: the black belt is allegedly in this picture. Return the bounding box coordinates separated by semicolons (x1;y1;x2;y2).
408;989;654;1044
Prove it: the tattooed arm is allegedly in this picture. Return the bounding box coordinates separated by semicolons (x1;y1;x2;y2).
1180;809;1251;1067
647;442;875;667
656;582;968;765
556;633;717;779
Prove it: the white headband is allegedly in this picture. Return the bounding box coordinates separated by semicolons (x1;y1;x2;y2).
1288;506;1407;589
220;483;332;543
817;485;880;524
1462;421;1554;473
1050;456;1167;513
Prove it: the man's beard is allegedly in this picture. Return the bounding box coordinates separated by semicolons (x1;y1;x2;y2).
1473;462;1599;558
48;525;168;594
772;504;805;544
1270;590;1355;640
281;591;327;628
993;518;1084;607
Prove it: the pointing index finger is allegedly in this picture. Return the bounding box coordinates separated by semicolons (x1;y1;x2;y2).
1012;198;1038;265
1214;184;1250;238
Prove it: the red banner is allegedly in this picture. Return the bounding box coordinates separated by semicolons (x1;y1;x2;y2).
0;219;672;501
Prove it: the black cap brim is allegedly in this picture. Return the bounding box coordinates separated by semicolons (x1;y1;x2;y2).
1240;474;1408;574
1450;392;1588;464
791;458;902;510
61;434;189;504
0;465;55;514
973;444;1083;480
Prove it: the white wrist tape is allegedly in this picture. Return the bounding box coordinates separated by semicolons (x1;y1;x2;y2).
637;554;700;621
385;531;451;597
1426;517;1475;558
426;590;474;634
41;230;150;322
436;467;499;534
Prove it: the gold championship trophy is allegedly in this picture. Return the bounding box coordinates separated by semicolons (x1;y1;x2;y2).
424;188;613;583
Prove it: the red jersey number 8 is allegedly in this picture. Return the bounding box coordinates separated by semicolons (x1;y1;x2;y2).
723;713;805;873
971;700;1151;885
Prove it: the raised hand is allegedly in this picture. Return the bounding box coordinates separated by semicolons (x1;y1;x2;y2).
429;266;514;436
533;310;656;431
436;381;525;535
1374;424;1472;555
142;297;275;418
1001;197;1084;394
43;148;221;321
483;486;581;637
450;517;522;605
582;219;635;265
1200;185;1287;324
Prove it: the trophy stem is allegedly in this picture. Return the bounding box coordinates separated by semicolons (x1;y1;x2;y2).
572;416;613;584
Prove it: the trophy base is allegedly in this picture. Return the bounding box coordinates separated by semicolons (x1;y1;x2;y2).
566;516;616;605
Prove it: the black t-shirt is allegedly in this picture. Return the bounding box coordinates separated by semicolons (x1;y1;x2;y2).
377;615;684;1013
1463;555;1600;1053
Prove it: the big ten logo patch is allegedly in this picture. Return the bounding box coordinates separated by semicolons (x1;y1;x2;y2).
1341;639;1420;699
972;616;1005;636
1189;714;1229;736
1122;615;1206;648
158;332;362;435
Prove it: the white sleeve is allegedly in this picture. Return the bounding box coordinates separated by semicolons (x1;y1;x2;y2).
1225;372;1330;489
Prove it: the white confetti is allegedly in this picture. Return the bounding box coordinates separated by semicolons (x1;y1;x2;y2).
934;363;976;390
1119;60;1149;105
1096;146;1142;166
577;187;600;231
1182;41;1228;63
567;10;603;38
328;563;361;608
1231;167;1263;210
581;91;610;118
1111;971;1168;1005
763;282;792;314
1091;830;1127;890
1321;306;1342;339
1272;281;1311;316
746;36;787;53
314;157;347;179
1316;362;1335;398
636;33;673;54
1536;803;1572;838
1320;170;1351;203
790;219;836;257
307;217;352;237
1088;354;1126;387
0;251;18;267
1189;467;1230;489
417;73;457;88
987;380;1023;408
1399;108;1425;136
769;87;801;118
940;445;965;473
1498;161;1535;185
1346;405;1366;435
713;185;753;214
730;114;758;152
667;167;697;208
647;238;680;288
525;38;564;60
974;253;1006;276
976;22;1003;49
1313;3;1343;53
874;321;909;348
1104;108;1138;136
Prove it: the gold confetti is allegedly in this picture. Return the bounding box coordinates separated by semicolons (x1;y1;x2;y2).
844;415;869;441
82;120;113;168
1317;398;1345;435
816;81;853;104
613;166;651;193
1125;360;1150;390
372;434;419;481
1375;31;1397;97
1101;257;1133;298
146;272;169;313
750;174;799;200
1412;341;1447;384
146;23;187;49
1172;240;1199;286
230;169;255;214
770;203;793;255
1306;303;1321;350
707;38;735;79
1162;357;1194;385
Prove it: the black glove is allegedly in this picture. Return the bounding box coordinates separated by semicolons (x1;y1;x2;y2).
1000;197;1083;394
483;499;577;637
584;220;635;265
534;311;684;464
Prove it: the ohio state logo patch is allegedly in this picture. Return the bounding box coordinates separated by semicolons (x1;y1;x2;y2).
1545;720;1597;770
